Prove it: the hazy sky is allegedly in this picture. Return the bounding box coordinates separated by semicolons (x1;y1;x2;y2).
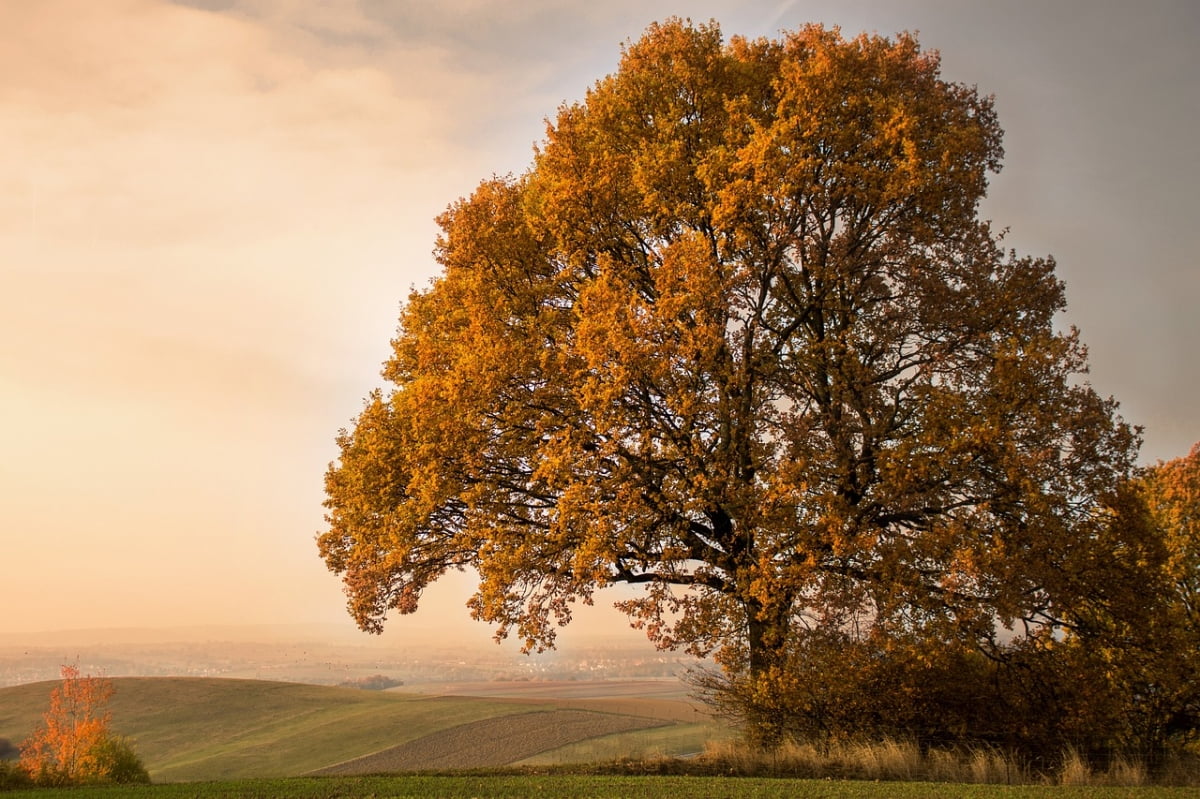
3;1;1197;644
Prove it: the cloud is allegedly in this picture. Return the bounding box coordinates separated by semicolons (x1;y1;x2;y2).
2;0;1197;637
0;0;482;630
0;0;495;406
0;0;480;247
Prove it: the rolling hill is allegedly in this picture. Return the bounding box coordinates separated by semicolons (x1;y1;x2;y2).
0;677;714;781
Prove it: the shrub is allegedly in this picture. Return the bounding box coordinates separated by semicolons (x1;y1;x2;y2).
90;735;150;785
0;759;33;790
338;674;403;690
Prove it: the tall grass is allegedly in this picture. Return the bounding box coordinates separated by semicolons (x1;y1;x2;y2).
1055;747;1150;787
692;738;1028;783
685;739;1199;786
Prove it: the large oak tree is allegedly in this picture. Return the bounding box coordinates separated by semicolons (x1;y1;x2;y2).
319;20;1139;738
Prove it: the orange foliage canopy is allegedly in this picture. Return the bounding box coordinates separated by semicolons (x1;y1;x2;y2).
1127;444;1200;742
20;665;115;785
1145;442;1200;626
318;20;1139;700
1045;443;1200;754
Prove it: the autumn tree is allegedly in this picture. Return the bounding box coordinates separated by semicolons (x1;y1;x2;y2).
1143;443;1200;651
19;665;148;786
319;20;1139;744
1139;443;1200;749
1067;443;1200;758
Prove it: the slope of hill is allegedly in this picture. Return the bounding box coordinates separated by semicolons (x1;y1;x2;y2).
313;708;666;774
0;677;708;781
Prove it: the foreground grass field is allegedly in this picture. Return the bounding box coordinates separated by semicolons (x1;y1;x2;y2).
2;774;1198;798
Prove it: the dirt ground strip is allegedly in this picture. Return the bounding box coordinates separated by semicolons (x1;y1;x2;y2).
400;680;709;723
406;679;691;701
312;709;668;773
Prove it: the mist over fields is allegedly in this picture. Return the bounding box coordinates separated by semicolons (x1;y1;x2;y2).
0;624;696;689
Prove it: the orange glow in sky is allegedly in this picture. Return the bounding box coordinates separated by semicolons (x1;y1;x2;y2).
2;0;1197;638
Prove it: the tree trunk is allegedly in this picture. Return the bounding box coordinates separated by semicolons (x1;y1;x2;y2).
743;598;789;749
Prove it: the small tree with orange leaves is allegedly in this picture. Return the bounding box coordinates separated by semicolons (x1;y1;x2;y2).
19;664;148;786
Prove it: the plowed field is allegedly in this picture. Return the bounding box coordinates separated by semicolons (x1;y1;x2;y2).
313;709;667;773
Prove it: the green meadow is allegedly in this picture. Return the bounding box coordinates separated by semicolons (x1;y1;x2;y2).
1;775;1197;799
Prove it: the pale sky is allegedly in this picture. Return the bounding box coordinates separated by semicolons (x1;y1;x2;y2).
2;0;1197;642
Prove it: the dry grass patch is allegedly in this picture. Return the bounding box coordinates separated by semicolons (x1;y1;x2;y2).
1056;747;1151;787
684;739;1200;787
691;739;1033;783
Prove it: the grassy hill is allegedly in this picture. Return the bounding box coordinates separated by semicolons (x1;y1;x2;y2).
0;678;712;781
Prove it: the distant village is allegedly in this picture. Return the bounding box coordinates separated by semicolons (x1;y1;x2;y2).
0;636;695;689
